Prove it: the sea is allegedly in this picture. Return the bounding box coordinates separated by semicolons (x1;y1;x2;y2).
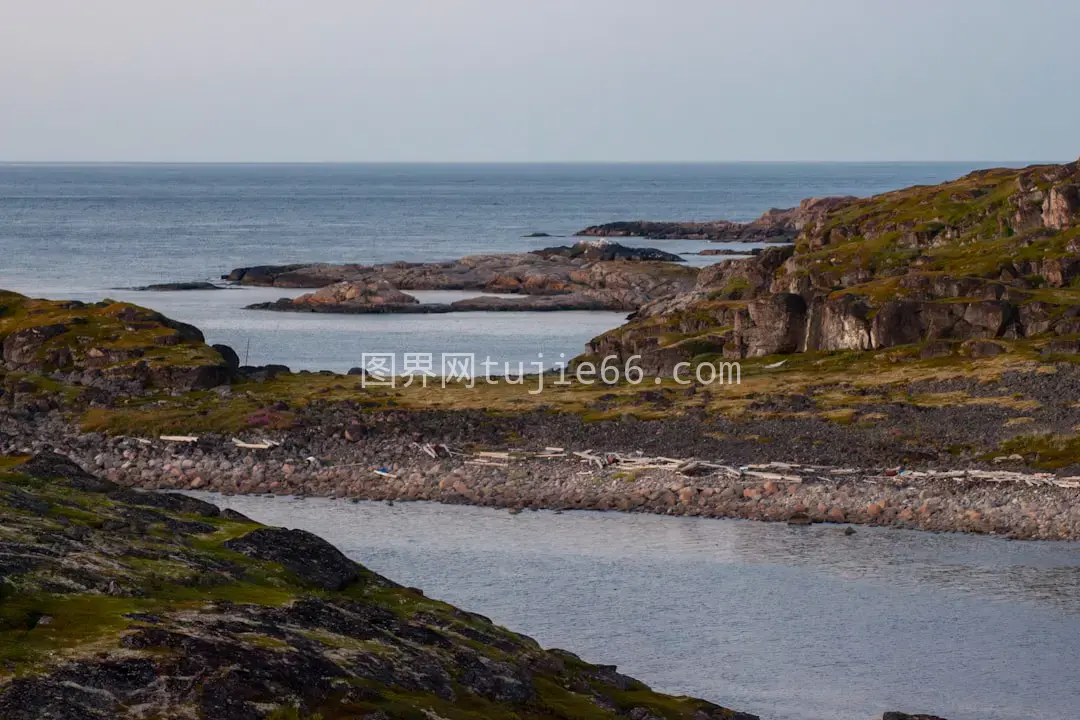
200;495;1080;720
0;162;1018;372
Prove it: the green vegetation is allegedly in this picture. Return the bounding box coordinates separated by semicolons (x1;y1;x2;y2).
0;291;226;383
990;432;1080;470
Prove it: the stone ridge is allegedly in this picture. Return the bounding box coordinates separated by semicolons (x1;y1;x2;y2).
0;452;759;720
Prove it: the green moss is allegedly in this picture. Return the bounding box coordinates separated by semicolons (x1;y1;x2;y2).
990;433;1080;470
241;633;294;651
0;594;140;670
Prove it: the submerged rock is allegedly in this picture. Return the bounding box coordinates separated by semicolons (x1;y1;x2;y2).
128;281;223;291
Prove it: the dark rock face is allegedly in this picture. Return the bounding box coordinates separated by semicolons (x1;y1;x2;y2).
224;527;363;591
882;714;949;720
237;363;291;381
2;324;71;368
19;451;117;493
106;488;222;518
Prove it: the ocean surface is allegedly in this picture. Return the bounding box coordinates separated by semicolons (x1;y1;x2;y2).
197;495;1080;720
0;162;1024;371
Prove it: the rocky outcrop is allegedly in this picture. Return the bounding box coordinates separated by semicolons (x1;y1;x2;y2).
0;453;758;719
0;292;232;392
223;263;361;288
241;243;699;314
298;280;420;308
589;160;1080;367
531;241;684;262
225;242;688;290
224;527;363;591
576;196;856;242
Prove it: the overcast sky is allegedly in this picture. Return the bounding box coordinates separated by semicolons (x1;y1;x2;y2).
1;0;1076;162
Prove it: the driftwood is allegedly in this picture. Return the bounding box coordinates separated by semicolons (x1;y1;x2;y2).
232;438;276;450
395;443;1080;490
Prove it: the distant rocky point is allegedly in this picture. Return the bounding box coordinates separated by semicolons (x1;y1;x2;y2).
575;196;856;242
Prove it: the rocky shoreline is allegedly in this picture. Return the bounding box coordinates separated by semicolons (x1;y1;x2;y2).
6;408;1080;541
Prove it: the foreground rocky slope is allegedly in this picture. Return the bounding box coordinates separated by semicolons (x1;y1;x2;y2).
228;242;698;313
0;452;759;720
590;160;1080;371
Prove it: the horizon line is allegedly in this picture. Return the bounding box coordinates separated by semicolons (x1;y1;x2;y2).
0;159;1053;167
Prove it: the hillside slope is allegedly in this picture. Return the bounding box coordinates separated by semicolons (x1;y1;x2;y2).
590;160;1080;370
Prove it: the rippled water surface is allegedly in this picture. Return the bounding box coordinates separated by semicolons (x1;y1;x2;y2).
196;495;1080;720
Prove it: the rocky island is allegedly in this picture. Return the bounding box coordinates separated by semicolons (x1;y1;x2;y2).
235;241;697;314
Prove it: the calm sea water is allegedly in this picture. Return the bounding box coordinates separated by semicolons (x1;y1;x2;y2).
0;162;1016;370
196;496;1080;720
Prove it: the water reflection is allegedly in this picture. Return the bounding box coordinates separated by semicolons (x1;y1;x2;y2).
193;496;1080;720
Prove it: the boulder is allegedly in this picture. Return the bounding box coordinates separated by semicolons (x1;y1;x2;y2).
212;344;241;372
107;489;222;518
20;452;118;493
224;528;363;591
808;295;872;352
307;280;420;307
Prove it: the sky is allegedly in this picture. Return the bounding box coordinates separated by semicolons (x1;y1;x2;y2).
1;0;1077;163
